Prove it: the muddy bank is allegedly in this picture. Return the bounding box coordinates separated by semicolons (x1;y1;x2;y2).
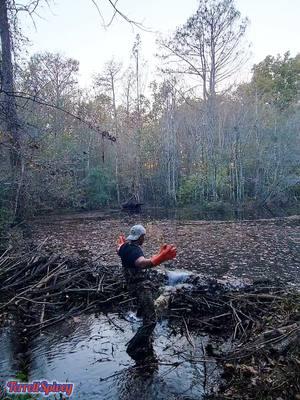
28;213;300;284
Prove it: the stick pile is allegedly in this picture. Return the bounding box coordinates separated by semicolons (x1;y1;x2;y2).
168;276;300;399
0;246;129;331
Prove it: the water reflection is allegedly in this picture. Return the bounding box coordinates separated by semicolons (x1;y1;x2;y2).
126;206;284;221
40;204;288;225
0;313;219;399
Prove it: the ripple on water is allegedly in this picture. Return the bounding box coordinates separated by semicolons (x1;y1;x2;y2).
0;313;220;399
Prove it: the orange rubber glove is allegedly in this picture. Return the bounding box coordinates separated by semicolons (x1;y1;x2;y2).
116;234;126;253
151;244;177;266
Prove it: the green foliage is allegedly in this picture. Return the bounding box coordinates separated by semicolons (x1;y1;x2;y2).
178;175;202;205
0;205;12;234
252;52;300;110
85;167;116;208
0;182;13;235
293;184;300;199
15;371;28;382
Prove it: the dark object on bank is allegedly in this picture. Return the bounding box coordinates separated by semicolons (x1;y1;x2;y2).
121;200;144;212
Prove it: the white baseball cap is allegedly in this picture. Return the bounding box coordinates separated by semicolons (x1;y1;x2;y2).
126;224;146;241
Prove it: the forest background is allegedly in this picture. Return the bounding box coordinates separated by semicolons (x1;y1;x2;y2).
0;0;299;233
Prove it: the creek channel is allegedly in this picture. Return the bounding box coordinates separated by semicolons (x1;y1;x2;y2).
0;270;222;400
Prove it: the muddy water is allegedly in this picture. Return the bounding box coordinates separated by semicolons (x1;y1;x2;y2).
0;313;219;399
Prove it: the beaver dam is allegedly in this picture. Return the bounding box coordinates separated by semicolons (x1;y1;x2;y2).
0;213;300;399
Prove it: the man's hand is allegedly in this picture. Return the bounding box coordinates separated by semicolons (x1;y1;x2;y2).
151;243;177;266
116;234;126;253
134;243;177;269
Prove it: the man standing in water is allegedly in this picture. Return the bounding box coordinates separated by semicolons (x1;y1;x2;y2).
117;224;176;359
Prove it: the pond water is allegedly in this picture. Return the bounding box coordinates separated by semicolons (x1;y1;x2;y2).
35;204;297;223
0;313;219;399
139;206;281;221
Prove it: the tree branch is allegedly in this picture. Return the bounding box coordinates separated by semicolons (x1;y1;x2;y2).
1;89;116;142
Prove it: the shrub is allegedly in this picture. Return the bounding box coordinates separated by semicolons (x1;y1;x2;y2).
85;167;116;208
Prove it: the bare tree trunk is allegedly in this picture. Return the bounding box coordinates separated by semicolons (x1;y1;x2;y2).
87;132;93;173
133;35;142;202
170;90;177;203
163;84;177;205
206;95;218;201
0;0;23;219
0;0;20;165
111;72;120;205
